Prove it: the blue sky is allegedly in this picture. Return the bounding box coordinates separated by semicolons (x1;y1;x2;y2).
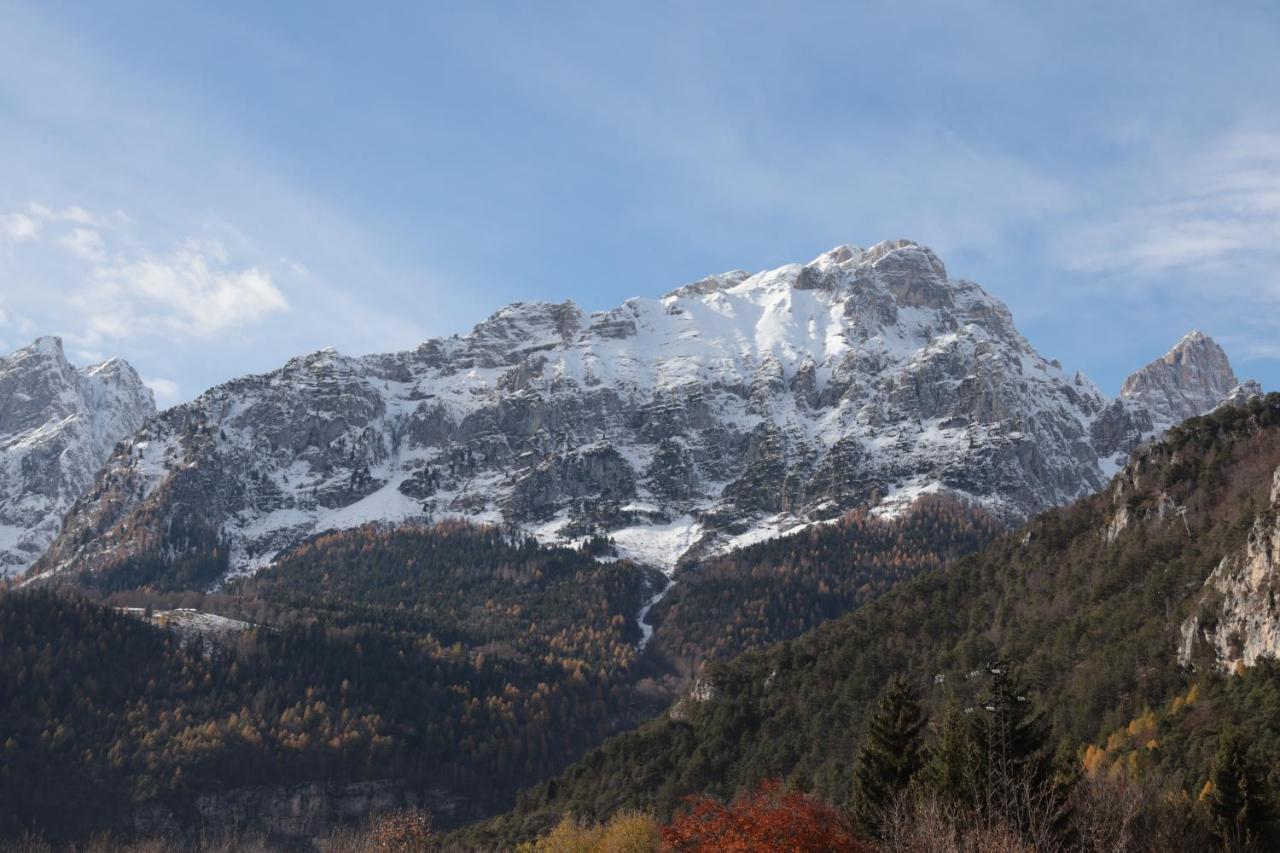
1;1;1278;405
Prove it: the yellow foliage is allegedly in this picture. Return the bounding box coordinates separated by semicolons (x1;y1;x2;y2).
597;811;661;853
1170;683;1201;713
1082;743;1108;776
516;811;661;853
1199;780;1214;801
1126;710;1156;738
517;816;604;853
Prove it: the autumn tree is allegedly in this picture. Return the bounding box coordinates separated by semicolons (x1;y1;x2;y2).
662;779;865;852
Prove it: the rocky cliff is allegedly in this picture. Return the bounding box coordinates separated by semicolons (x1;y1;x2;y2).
1180;466;1280;671
0;337;154;576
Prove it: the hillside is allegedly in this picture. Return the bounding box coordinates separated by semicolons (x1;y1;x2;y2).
0;524;663;842
644;495;1002;673
465;394;1280;847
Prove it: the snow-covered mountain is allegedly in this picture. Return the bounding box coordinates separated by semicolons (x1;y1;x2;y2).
27;240;1258;585
0;337;155;576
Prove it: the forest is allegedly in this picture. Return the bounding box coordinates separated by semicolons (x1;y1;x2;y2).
0;478;1002;844
646;496;1002;671
0;525;661;841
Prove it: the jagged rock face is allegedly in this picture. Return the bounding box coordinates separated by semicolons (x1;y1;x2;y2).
27;241;1259;584
1180;467;1280;671
1120;331;1243;427
0;338;154;576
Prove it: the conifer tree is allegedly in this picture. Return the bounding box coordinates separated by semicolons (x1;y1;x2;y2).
923;699;977;806
852;674;926;834
1208;730;1275;851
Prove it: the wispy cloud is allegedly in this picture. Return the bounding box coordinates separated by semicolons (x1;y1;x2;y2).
1059;128;1280;286
57;227;106;263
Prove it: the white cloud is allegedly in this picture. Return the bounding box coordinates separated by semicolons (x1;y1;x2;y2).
57;227;106;262
0;202;290;344
62;205;95;225
1;204;107;244
0;212;39;242
143;376;180;405
74;238;288;341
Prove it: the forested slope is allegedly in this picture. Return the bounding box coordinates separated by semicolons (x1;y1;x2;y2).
0;525;660;841
466;395;1280;847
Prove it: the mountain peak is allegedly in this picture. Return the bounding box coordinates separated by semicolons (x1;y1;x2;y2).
0;340;155;576
1120;331;1244;427
10;336;69;365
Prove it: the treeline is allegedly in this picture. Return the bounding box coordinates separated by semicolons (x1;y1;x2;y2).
460;396;1280;848
0;524;661;842
647;496;1003;669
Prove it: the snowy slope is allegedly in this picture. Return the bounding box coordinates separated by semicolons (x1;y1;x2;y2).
28;240;1258;584
0;337;155;576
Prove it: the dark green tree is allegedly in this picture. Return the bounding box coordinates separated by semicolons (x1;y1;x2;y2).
1208;729;1274;851
923;699;977;806
852;674;926;834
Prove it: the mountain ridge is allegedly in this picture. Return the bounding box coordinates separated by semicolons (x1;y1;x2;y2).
24;240;1260;588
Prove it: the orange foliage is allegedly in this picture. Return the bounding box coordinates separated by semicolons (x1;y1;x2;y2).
662;780;866;852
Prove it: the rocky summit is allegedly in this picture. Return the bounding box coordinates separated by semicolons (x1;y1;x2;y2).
27;241;1259;585
0;337;154;576
1120;330;1261;427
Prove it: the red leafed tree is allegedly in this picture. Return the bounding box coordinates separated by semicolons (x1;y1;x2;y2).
662;779;867;852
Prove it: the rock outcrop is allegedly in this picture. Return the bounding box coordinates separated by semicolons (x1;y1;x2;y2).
1180;467;1280;671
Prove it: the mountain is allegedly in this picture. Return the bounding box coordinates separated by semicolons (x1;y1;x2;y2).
1120;330;1259;428
464;394;1280;849
26;241;1255;589
0;337;154;577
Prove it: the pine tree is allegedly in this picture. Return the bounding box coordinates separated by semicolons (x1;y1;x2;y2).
852;674;926;835
923;699;977;806
1209;730;1274;851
